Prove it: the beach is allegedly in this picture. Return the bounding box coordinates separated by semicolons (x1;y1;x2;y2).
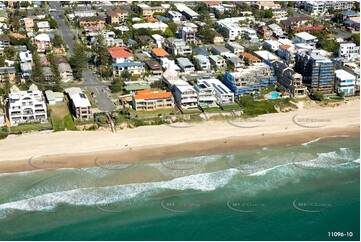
0;99;359;173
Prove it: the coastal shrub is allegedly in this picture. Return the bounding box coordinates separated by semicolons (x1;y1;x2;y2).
63;114;77;130
53;116;65;131
0;131;8;140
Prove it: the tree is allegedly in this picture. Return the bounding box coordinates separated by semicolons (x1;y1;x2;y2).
3;70;10;95
31;52;45;89
163;28;174;38
168;22;178;35
48;54;62;92
264;9;274;18
150;80;164;89
69;43;87;80
52;34;64;48
110;78;123;93
94;34;110;67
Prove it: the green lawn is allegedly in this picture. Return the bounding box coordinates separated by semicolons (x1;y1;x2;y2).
203;106;222;112
9;123;53;133
129;108;176;117
221;103;242;111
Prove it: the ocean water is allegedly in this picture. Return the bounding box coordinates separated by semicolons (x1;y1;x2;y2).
0;135;359;241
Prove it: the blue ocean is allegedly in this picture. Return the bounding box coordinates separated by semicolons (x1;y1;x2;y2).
0;135;359;241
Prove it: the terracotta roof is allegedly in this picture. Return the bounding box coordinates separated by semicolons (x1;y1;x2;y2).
144;16;158;23
152;48;169;57
106;9;127;17
294;25;324;32
10;33;26;39
240;52;261;62
134;89;172;100
279;44;292;49
108;47;133;58
203;1;221;5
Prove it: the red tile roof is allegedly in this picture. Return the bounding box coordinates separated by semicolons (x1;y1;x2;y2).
134;89;173;100
203;1;222;5
294;25;324;32
108;47;133;59
240;52;261;62
279;44;292;49
151;48;169;57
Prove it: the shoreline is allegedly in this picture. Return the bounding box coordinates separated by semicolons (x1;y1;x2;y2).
0;99;359;173
0;125;359;174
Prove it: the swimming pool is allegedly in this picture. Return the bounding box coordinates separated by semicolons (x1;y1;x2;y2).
265;92;280;99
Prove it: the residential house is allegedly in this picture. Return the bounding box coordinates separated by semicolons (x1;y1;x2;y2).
133;22;168;32
65;87;92;120
294;32;318;47
59;63;73;83
174;3;200;20
338;42;360;61
7;84;47;126
211;45;231;56
277;44;296;67
213;31;225;44
180;26;196;45
44;90;64;105
295;49;335;94
209;55;226;69
254;1;280;10
0;36;9;48
159;57;181;73
18;51;32;64
166;38;192;56
132;89;173;111
34;33;51;53
37;21;50;32
257;26;273;40
20;62;32;79
152;34;165;48
106;9;128;25
78;16;105;27
43;67;53;82
225;41;244;55
294;25;324;34
176;57;195;74
263;40;280;51
334;69;356;96
280;16;313;30
108;46;133;63
240;52;262;65
23;17;34;32
194;55;211;71
173;79;198;110
194;76;234;106
272;61;307;98
0;67;16;85
168;11;182;23
151;47;170;60
222;63;276;95
112;62;145;77
138;3;166;17
146;60;163;75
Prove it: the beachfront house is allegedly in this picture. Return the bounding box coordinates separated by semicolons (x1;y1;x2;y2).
272;61;307;98
7;84;48;126
194;76;234;106
335;69;356;96
65;87;92;120
132;89;174;111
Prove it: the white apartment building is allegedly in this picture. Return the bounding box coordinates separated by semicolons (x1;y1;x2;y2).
173;80;198;110
294;32;318;47
304;1;353;15
162;70;198;110
133;22;168;32
166;38;192;55
7;84;47;126
216;17;255;41
209;55;227;69
152;34;164;48
194;76;234;106
194;55;211;71
335;69;356;96
338;42;360;60
180;26;196;45
168;11;182;23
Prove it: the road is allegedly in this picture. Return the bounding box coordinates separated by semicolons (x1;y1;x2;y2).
48;1;116;112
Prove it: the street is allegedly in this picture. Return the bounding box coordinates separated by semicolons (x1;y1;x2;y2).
48;1;116;112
